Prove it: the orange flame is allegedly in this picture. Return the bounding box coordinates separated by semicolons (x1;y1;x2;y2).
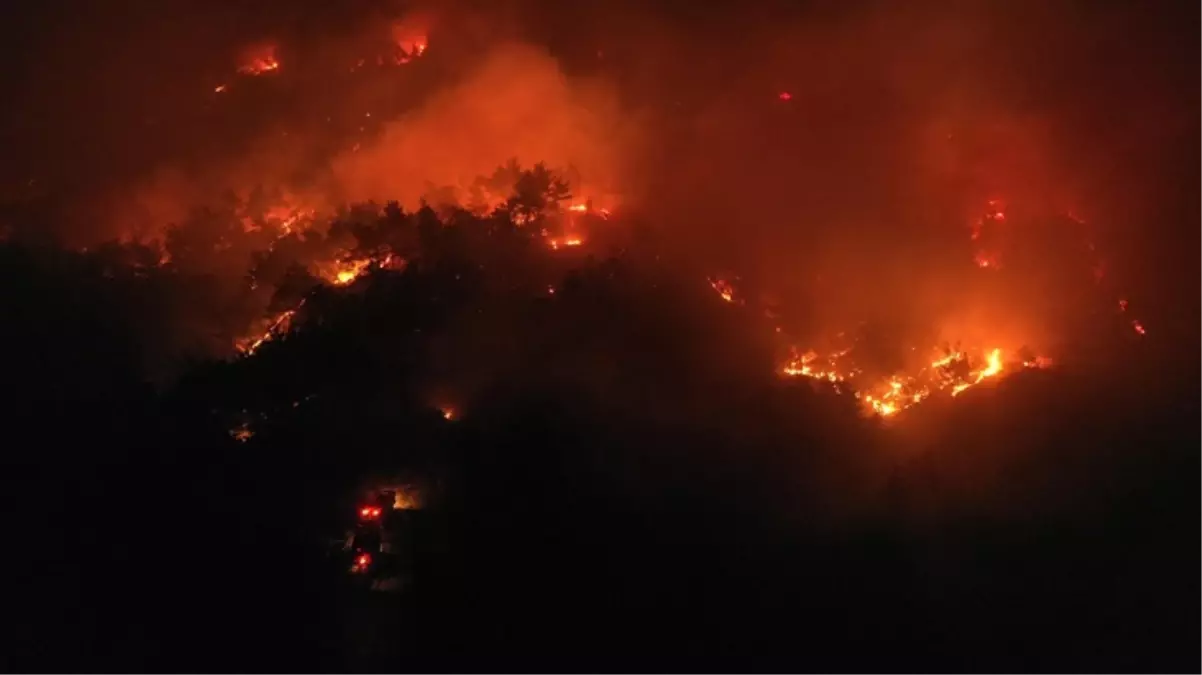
237;305;300;355
781;341;1047;418
708;278;736;303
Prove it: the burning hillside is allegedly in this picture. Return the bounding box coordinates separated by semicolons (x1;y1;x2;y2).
696;194;1149;418
3;3;1196;672
0;1;1179;413
208;166;1146;426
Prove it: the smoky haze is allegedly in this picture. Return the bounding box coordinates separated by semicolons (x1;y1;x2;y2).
1;0;1196;357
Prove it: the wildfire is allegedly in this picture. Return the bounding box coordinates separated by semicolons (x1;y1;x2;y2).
1117;299;1147;336
781;344;1044;417
389;17;430;64
547;236;584;250
708;278;736;303
566;201;611;218
781;348;849;382
237;306;300;356
237;42;281;75
229;422;254;442
974;253;999;269
970;199;1006;270
236;251;404;355
239;200;316;236
393;488;422;510
322;258;372;285
226;185;1098;425
392;32;428;59
707;196;1076;418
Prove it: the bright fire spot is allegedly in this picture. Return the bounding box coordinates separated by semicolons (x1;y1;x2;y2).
319;258;372;286
335;260;370;284
214;84;227;93
565;202;612;219
391;21;429;60
950;348;1002;397
1132;320;1146;335
778;91;793;101
237;43;281;75
547;236;584;250
229;423;254;442
708;278;736;303
439;406;456;421
393;490;421;510
974;253;1000;269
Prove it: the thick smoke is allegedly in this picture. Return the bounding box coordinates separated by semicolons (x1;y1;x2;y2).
4;0;1195;363
326;42;630;207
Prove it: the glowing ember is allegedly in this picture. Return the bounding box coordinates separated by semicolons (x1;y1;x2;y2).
970;199;1006;269
229;423;254;442
778;91;793;101
439;406;456;421
214;84;227;93
393;489;421;510
708;278;736;303
975;253;999;269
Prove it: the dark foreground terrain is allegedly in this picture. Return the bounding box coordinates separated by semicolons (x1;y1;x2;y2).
1;234;1196;672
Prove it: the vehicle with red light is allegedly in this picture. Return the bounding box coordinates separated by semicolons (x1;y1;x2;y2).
329;481;429;592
